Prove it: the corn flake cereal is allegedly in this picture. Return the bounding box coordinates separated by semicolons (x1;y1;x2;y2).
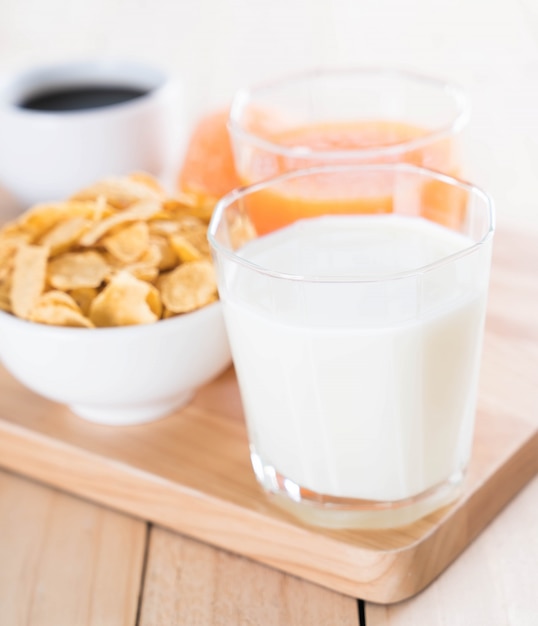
48;250;109;290
79;199;160;246
35;289;81;311
0;240;20;282
150;235;178;271
10;244;49;319
102;221;149;263
19;201;108;239
169;228;210;263
38;216;91;256
89;271;160;327
0;173;219;328
159;260;217;314
29;292;94;328
30;305;95;328
71;175;164;209
68;287;98;317
0;280;11;312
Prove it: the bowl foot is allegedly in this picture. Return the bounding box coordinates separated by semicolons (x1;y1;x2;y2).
69;391;194;426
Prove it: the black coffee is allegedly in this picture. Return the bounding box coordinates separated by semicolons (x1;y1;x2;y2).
19;85;149;112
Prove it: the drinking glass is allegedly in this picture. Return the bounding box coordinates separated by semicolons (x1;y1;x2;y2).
228;68;469;234
208;163;494;529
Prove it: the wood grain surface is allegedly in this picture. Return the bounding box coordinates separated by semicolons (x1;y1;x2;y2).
0;469;146;626
0;223;536;604
366;475;538;625
139;526;359;625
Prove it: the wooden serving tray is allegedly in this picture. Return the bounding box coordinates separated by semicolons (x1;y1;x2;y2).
0;223;536;604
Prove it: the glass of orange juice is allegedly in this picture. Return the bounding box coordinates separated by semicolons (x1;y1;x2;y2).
228;68;470;234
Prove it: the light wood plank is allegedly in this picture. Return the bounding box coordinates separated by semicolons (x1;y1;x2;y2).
366;475;538;625
0;469;146;626
138;526;359;626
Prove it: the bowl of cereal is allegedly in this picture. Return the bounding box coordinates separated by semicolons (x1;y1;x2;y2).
0;174;232;425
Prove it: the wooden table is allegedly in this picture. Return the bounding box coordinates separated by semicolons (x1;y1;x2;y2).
0;468;536;625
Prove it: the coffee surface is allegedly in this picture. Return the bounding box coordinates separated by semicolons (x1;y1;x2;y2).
19;85;149;111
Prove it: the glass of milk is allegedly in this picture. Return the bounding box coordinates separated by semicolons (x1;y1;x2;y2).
208;163;494;529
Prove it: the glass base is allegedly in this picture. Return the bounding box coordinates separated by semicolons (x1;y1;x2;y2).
251;449;465;529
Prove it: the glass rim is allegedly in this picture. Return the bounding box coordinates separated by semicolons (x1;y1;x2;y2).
228;66;471;161
208;163;495;284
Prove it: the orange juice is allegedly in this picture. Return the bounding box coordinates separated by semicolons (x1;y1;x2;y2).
236;119;463;234
179;109;241;198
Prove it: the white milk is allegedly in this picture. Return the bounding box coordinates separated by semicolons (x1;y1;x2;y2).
223;215;489;502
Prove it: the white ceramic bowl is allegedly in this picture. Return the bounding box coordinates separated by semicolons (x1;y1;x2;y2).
0;302;231;426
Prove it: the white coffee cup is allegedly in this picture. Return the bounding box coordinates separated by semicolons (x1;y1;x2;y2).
0;59;183;209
